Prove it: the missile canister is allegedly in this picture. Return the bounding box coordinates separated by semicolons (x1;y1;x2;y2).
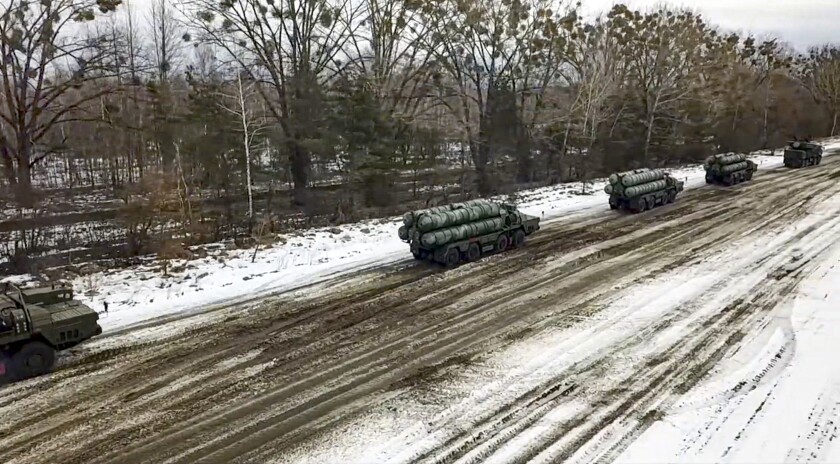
402;199;491;227
623;179;669;197
415;202;502;232
720;161;750;173
609;168;649;186
420;217;506;247
620;169;666;187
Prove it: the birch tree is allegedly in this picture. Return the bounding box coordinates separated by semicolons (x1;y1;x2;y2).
218;71;265;224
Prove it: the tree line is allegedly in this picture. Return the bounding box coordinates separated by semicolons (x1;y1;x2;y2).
1;0;839;263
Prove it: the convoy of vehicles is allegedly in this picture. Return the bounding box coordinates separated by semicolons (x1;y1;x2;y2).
398;141;828;262
0;141;827;384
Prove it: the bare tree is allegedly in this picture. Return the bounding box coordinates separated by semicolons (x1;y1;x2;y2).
180;0;362;209
0;0;122;204
420;0;577;192
606;4;721;163
149;0;183;83
804;45;840;136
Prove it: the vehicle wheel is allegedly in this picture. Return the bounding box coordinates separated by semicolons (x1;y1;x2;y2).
667;191;676;203
465;243;481;262
411;251;423;260
512;229;526;248
817;156;822;165
724;175;734;186
609;203;618;210
444;248;460;267
746;170;754;180
11;341;55;380
496;234;509;252
705;175;713;184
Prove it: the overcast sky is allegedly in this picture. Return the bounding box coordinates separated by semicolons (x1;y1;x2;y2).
581;0;840;51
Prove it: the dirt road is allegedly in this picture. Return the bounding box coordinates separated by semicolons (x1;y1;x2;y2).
3;155;840;464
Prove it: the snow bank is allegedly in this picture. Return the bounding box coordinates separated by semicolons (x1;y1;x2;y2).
31;137;839;331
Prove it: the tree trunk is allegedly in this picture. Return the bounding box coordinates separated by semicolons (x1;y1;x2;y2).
643;112;656;164
289;141;310;209
832;110;838;137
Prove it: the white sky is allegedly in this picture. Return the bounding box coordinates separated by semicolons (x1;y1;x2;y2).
119;0;839;52
581;0;840;50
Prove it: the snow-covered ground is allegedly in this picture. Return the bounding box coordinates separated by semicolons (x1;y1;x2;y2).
44;140;835;333
615;214;840;463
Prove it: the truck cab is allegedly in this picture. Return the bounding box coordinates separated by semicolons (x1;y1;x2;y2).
1;283;102;382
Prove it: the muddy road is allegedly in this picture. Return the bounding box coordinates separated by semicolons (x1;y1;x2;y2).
3;156;840;464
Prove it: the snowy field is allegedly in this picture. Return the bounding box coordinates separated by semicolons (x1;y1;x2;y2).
16;139;832;333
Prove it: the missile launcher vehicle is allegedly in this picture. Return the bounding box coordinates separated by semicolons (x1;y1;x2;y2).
0;283;102;383
704;153;757;186
783;139;823;168
605;168;684;213
399;200;540;267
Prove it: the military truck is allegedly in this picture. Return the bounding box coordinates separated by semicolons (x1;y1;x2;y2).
783;139;823;168
704;153;757;186
398;200;540;266
605;168;684;213
0;283;102;382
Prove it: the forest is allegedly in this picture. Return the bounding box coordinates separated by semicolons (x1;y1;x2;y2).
1;0;839;272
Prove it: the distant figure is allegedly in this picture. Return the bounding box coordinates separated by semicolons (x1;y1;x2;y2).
103;301;109;315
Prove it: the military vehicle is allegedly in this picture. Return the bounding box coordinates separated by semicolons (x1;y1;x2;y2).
783;139;823;168
0;282;102;382
398;200;540;266
704;153;757;186
605;168;684;213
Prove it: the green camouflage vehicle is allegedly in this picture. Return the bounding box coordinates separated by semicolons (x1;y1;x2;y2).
704;153;757;186
0;283;102;382
783;139;823;168
399;200;540;267
605;169;684;213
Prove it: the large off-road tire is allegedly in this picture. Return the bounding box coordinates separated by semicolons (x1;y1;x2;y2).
10;341;55;380
667;190;676;203
465;243;481;262
444;248;461;267
628;198;642;213
496;234;509;252
512;229;526;248
817;156;823;165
